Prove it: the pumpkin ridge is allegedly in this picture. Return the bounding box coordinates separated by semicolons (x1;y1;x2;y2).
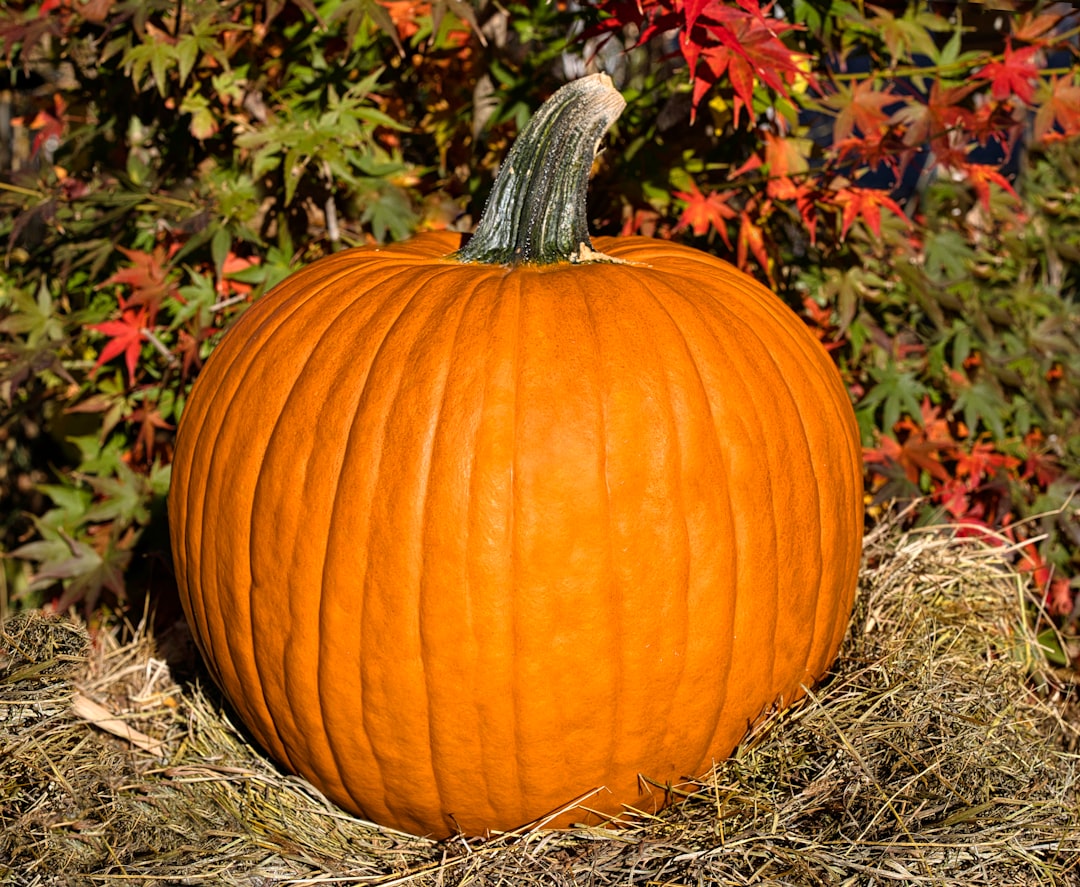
724;283;835;706
415;280;488;828
637;270;757;766
594;267;697;770
713;275;825;691
329;266;467;828
302;265;459;813
178;261;368;772
577;281;622;789
702;269;861;682
468;271;527;825
507;270;529;816
730;282;824;696
701;268;858;697
243;263;446;799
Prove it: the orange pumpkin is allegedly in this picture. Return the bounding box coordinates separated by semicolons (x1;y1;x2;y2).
168;75;863;838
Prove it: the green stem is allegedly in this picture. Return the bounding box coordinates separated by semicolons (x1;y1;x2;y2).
454;73;626;266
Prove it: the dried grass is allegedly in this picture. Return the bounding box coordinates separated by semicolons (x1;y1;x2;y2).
2;521;1078;886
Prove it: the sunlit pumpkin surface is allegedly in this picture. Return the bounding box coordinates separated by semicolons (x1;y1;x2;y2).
168;232;863;837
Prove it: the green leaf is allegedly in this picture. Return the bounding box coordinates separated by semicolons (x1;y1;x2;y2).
81;462;151;527
0;280;65;346
175;34;200;86
953;380;1008;440
37;484;94;527
924;230;973;282
211;227;231;278
1036;628;1069;667
66;435;127;476
860;363;929;433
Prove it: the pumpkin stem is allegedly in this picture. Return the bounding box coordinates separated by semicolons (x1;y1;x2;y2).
454;74;626;266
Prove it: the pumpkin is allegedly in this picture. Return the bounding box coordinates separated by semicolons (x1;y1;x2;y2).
168;74;863;839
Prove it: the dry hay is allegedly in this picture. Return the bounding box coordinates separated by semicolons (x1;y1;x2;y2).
2;522;1078;886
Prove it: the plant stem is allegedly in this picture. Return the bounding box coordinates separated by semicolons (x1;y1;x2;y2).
454;73;626;266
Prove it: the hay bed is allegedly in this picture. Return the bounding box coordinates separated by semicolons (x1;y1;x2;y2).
2;523;1078;886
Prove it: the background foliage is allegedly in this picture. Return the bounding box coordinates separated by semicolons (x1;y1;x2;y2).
1;0;1078;662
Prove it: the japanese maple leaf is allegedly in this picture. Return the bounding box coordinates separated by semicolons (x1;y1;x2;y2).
174;328;206;381
217;252;258;296
894;80;977;152
1011;3;1072;44
934;477;973;519
949;161;1019;210
1017;542;1058;596
824;79;899;143
834;126;914;178
1021;430;1062;487
620;207;661;237
683;0;809;123
1047;577;1074;617
970;98;1024;152
793;182;821;246
1034;75;1080;142
737;207;773;282
891;428;954;485
832;186;909;239
89;296;148;385
102;245;176;317
22;93;66;157
976;42;1041;105
683;0;713;33
673;180;736;249
954;439;1020;487
763;131;809;200
130;403;174;464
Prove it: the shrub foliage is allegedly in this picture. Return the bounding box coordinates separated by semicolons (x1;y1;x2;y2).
1;0;1077;655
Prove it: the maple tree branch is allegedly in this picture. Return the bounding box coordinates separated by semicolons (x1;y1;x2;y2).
141;328;179;366
209;294;248;314
0;181;45;199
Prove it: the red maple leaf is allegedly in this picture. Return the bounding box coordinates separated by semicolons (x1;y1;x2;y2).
683;0;713;33
833;126;912;178
969;98;1024;152
975;42;1041;105
737;206;772;281
954;439;1021;487
950;160;1019;210
673;180;736;248
682;0;809;123
130;403;174;464
89;296;148;385
217;252;258;297
866;399;960;486
174;327;207;381
831;186;909;239
13;93;69;157
620;206;662;237
934;477;974;519
999;523;1075;617
102;245;177;318
1021;429;1062;487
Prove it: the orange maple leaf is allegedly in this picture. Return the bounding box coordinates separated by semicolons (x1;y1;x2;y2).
673;180;736;249
824;79;900;143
